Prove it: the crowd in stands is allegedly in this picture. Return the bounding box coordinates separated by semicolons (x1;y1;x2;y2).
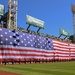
17;26;71;43
0;25;72;43
0;23;3;28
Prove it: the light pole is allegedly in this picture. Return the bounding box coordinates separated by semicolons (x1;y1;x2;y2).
71;4;75;43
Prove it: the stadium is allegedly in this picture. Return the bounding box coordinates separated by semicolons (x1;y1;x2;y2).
0;0;75;75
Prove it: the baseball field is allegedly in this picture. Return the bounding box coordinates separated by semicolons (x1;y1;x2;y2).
0;62;75;75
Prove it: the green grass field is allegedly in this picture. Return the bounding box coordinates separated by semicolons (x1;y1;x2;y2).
0;62;75;75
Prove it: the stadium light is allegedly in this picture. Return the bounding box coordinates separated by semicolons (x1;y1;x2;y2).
72;4;75;14
71;4;75;43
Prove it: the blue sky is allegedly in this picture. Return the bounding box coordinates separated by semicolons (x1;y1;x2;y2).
0;0;75;37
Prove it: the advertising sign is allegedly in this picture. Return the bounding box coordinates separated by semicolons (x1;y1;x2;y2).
60;28;70;36
26;15;44;29
0;4;4;16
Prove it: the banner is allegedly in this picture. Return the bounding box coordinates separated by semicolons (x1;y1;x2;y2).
0;4;4;16
26;15;44;29
59;28;70;36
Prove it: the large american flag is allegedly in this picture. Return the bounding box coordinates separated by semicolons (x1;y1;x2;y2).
0;28;75;61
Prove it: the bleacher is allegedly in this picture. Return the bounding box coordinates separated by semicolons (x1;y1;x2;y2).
17;26;71;43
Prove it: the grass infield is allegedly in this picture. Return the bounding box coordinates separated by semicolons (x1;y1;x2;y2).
0;62;75;75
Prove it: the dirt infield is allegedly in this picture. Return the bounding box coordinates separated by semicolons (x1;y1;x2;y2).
0;70;21;75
